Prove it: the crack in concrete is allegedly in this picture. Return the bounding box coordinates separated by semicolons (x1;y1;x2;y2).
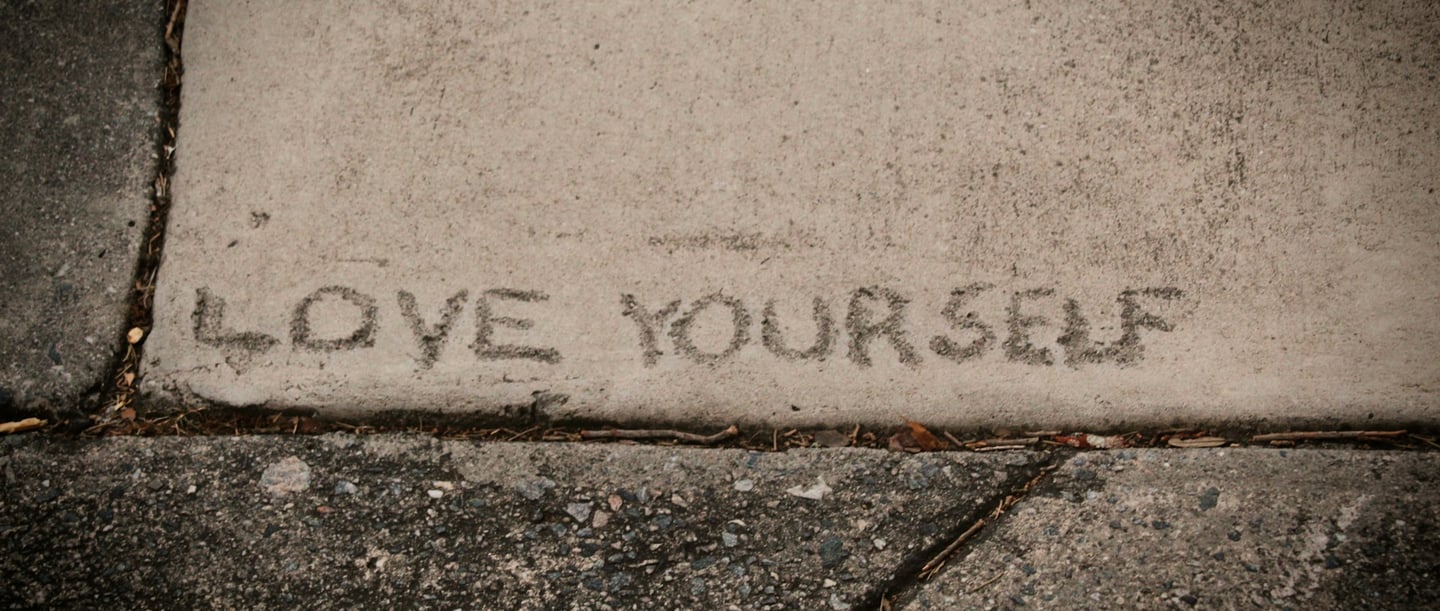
100;0;187;424
865;450;1068;610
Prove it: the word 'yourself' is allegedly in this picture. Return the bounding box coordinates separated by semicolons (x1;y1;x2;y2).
189;285;1183;369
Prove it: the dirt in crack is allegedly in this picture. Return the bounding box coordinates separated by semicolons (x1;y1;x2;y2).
864;450;1067;610
100;0;187;423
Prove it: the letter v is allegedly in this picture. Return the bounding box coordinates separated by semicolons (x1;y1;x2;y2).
398;290;469;370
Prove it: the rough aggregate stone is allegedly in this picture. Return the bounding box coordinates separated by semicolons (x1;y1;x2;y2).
907;449;1440;610
0;435;1041;609
0;0;163;416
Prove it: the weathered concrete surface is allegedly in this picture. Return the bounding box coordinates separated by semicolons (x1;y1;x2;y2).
0;1;163;416
908;449;1440;609
145;0;1440;428
0;435;1043;609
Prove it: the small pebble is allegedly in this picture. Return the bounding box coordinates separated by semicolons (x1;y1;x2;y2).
567;502;593;523
516;478;556;500
1199;487;1221;511
334;481;358;495
818;536;848;568
259;456;311;496
734;479;755;492
427;489;444;499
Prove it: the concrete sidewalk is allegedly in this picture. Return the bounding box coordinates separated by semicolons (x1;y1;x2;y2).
139;0;1440;429
1;1;1438;610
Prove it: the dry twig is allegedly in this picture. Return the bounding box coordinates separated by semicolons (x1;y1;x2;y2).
942;430;965;448
505;426;540;442
919;461;1060;579
1167;436;1228;448
966;572;1006;594
581;425;739;444
966;437;1039;450
1250;430;1406;442
0;418;46;434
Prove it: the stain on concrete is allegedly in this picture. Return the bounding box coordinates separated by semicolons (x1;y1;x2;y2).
846;286;920;368
929;283;996;363
397;289;467;370
1058;287;1184;367
192;287;280;353
620;295;682;367
471;289;561;363
669;293;751;365
762;297;835;361
290;286;379;352
1004;288;1056;366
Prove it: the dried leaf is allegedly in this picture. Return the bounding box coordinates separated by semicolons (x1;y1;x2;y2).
120;407;137;421
1053;434;1091;449
126;327;145;344
905;420;946;451
1168;436;1228;448
0;418;46;434
1084;434;1129;449
1050;433;1128;449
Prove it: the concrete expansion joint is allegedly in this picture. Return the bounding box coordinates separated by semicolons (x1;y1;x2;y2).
868;450;1069;610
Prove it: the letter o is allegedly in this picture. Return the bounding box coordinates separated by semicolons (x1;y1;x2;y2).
668;293;750;364
291;285;379;352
